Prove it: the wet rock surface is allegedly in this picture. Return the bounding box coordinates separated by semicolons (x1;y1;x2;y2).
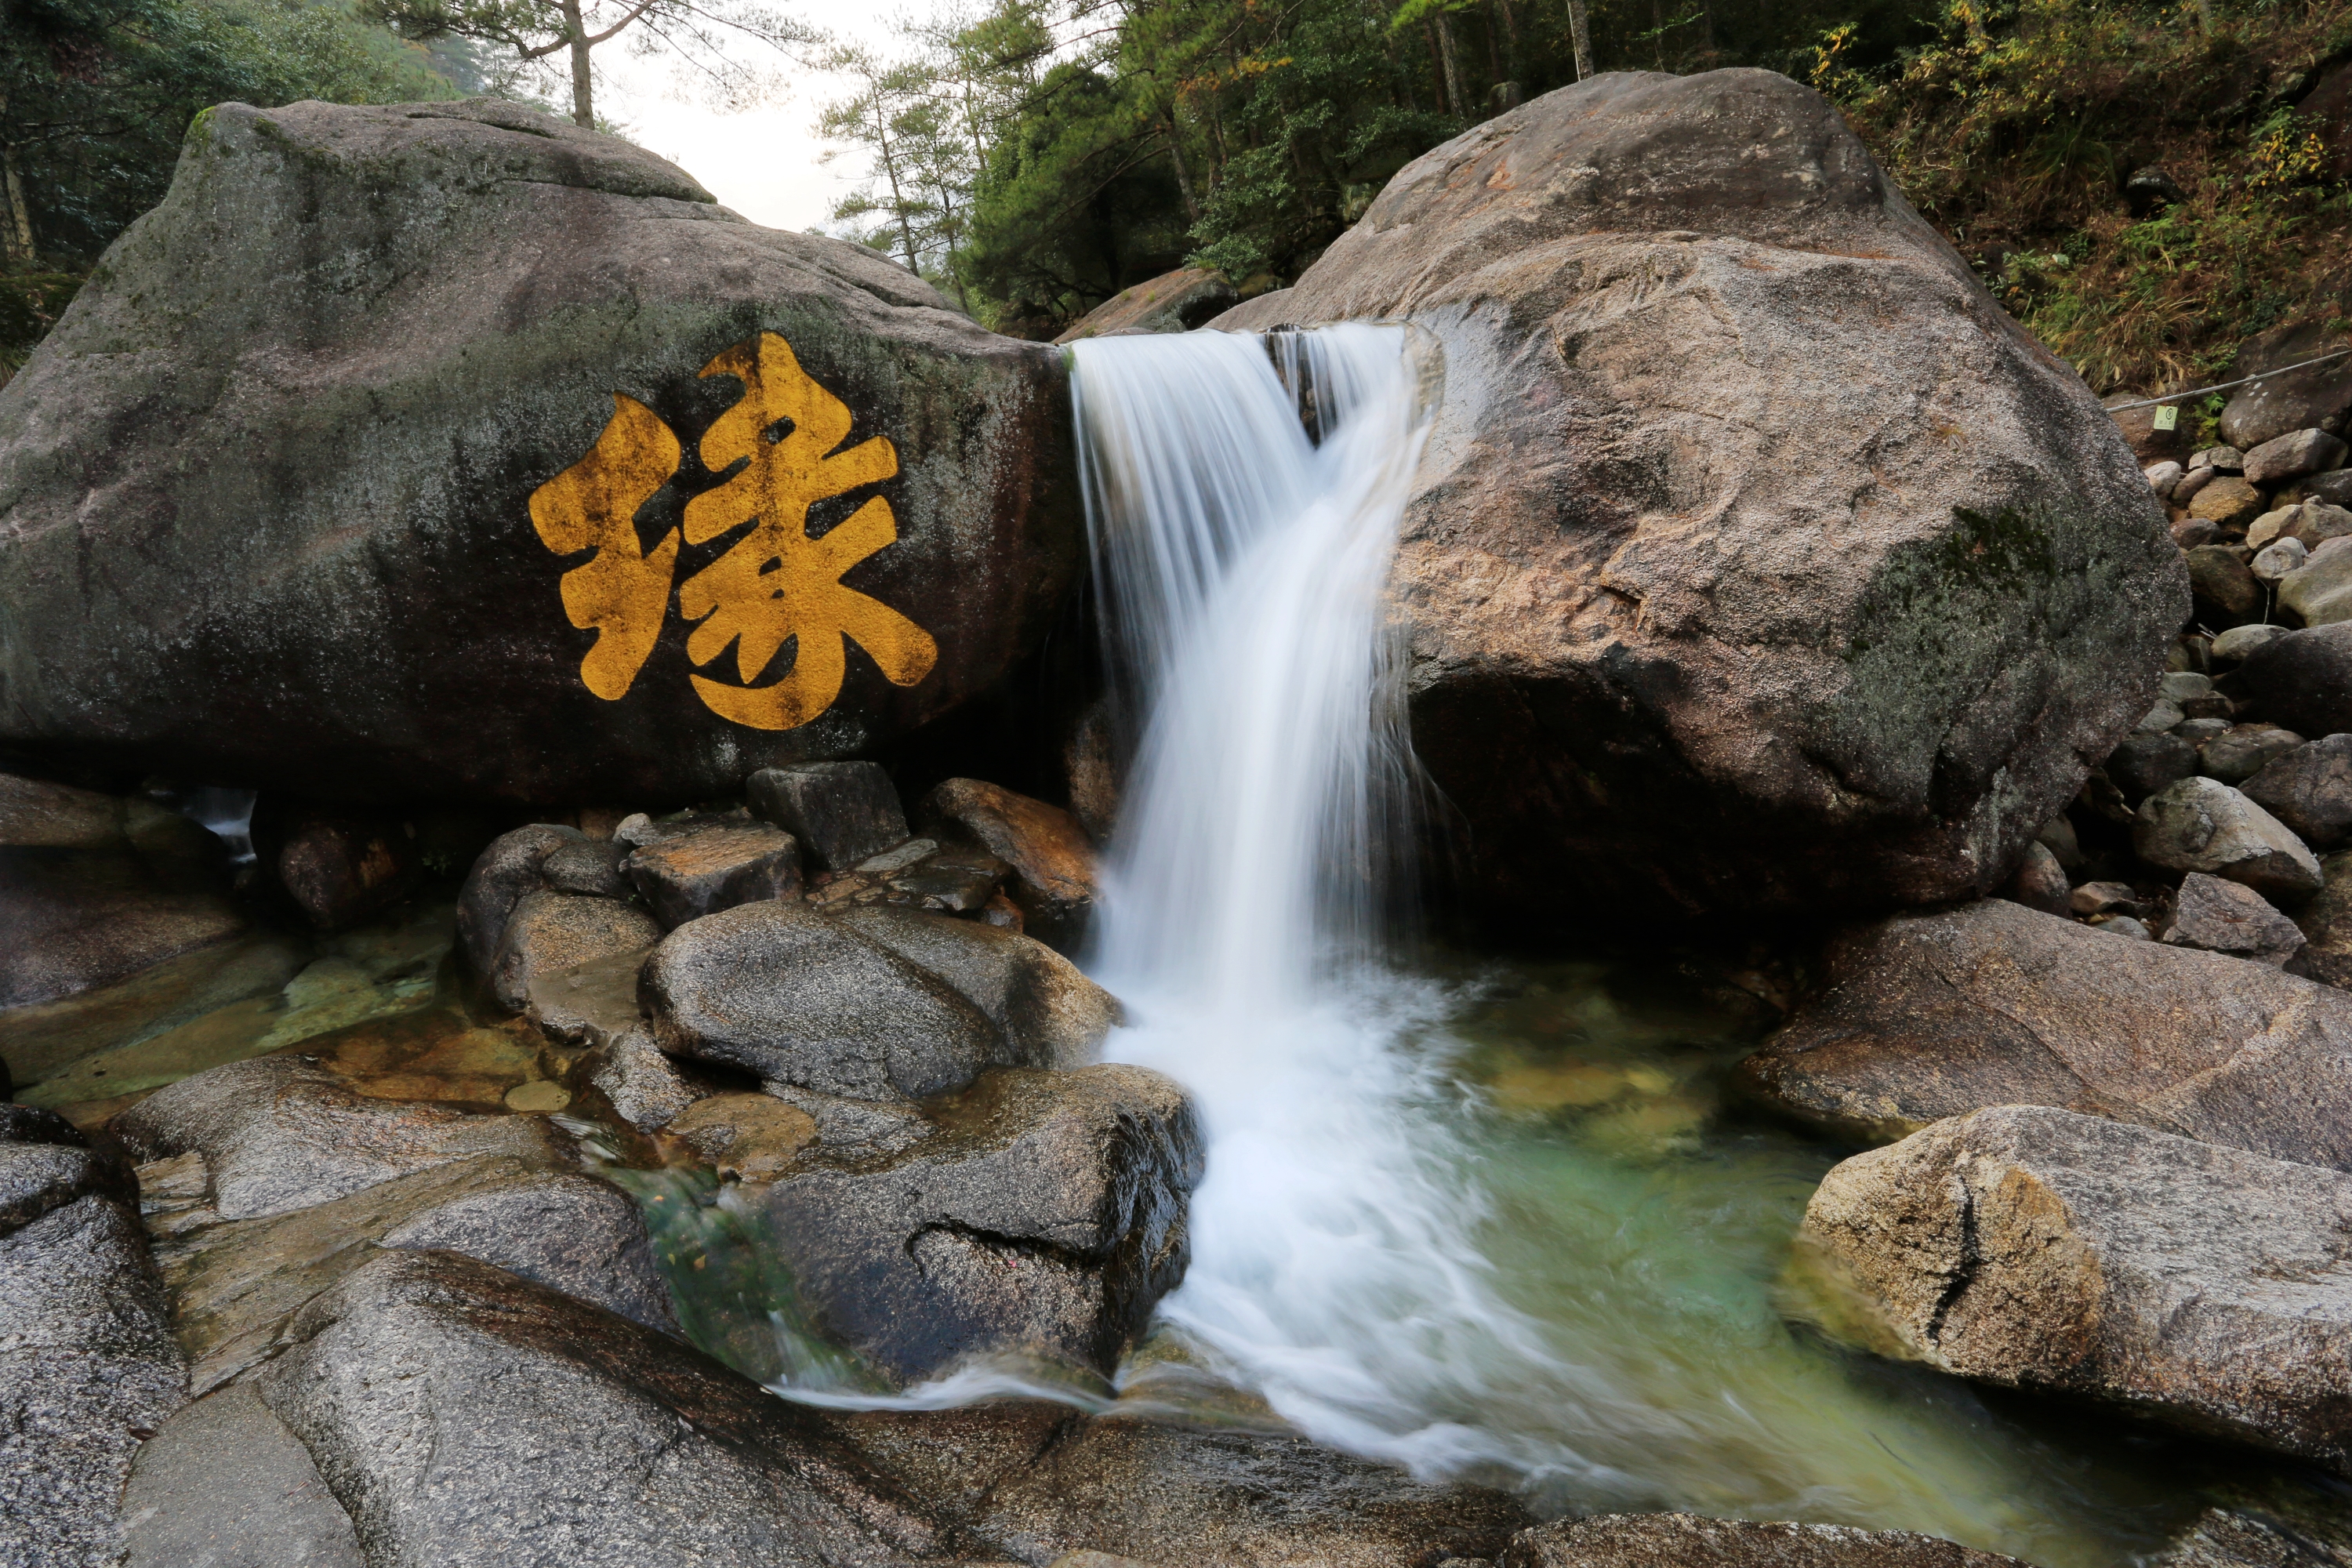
1500;1514;2030;1566
577;1022;706;1132
1738;899;2352;1167
1800;1105;2352;1473
755;1065;1201;1383
252;1247;950;1567
1216;70;2183;921
622;820;801;929
118;1239;1528;1568
145;1146;677;1395
456;824;590;975
0;817;245;1009
834;1402;1530;1566
920;779;1099;949
489;890;662;1014
0;98;1083;804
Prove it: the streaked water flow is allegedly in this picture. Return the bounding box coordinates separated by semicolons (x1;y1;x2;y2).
1065;326;2196;1565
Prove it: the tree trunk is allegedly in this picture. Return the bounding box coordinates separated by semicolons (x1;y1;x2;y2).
1483;1;1507;85
1163;110;1202;224
872;110;920;274
561;0;593;127
1433;13;1470;119
1;149;31;265
0;94;31;265
1566;0;1595;79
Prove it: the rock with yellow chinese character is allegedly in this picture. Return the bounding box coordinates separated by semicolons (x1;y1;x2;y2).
0;98;1082;807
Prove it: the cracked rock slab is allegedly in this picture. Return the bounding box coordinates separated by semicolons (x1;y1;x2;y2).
1798;1105;2352;1472
114;1054;566;1221
1737;899;2352;1168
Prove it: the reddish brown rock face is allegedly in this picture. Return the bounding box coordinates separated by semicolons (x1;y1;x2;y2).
0;100;1082;808
1218;69;2186;921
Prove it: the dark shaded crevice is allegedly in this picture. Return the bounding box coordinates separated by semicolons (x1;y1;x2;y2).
903;1221;1099;1277
1922;1176;1980;1348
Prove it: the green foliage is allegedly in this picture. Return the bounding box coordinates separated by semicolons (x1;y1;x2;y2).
851;0;1982;336
1820;0;2352;394
2;0;462;267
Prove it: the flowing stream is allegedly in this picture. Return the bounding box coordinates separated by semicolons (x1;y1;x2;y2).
1062;326;2206;1566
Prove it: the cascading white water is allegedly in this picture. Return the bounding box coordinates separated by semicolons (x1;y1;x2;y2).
1073;323;1570;1473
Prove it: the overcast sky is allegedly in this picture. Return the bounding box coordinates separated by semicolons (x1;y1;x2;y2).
592;5;949;234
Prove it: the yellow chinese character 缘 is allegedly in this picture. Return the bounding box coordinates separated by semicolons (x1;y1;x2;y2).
679;332;938;731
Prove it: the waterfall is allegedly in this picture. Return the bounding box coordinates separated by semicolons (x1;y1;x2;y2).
1073;323;1563;1475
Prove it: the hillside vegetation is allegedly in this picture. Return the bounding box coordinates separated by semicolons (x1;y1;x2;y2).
7;0;2350;403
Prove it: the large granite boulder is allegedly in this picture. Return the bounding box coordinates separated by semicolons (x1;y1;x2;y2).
2234;622;2352;739
753;1065;1200;1383
251;1249;950;1566
2220;320;2352;449
0;99;1080;805
1054;266;1240;343
1799;1105;2352;1473
0;1109;186;1566
1212;70;2183;920
642;900;1008;1099
1737;899;2352;1168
